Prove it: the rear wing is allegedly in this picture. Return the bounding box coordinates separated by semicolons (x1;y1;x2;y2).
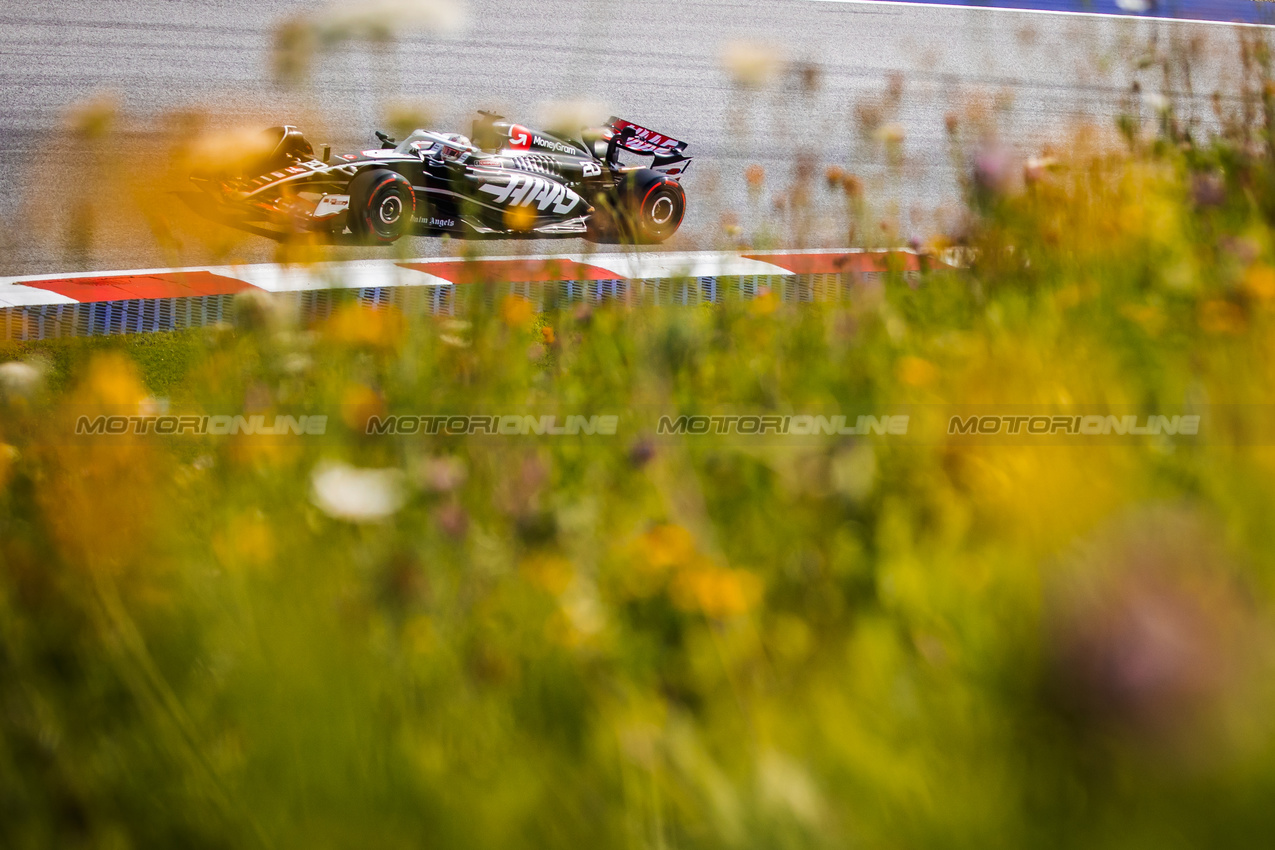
606;117;691;177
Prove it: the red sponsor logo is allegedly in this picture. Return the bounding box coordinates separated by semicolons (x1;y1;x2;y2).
508;125;532;150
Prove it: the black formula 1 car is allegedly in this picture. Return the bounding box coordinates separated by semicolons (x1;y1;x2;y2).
186;112;691;245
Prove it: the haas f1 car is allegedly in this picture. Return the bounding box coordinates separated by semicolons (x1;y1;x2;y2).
187;112;691;245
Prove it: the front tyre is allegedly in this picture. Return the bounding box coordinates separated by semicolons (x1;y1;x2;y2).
348;169;415;244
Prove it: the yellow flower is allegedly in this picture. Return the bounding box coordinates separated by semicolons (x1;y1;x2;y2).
340;382;386;432
500;295;535;329
622;523;697;598
35;354;159;579
896;356;936;387
1199;299;1245;334
226;435;301;470
1120;303;1165;336
1244;264;1275;300
80;351;149;409
323;302;405;349
751;288;778;316
638;523;696;572
503;204;537;232
0;444;17;491
1053;284;1084;310
629;524;764;617
521;552;574;595
670;559;763;619
212;511;277;571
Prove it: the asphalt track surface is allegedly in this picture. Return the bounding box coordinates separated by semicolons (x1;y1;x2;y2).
0;0;1262;275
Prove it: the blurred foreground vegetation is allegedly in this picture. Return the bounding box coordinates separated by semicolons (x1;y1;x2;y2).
12;38;1275;850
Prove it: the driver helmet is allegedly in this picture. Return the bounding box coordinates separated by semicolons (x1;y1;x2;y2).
439;134;474;162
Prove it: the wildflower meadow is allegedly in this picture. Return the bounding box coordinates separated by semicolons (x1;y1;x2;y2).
7;13;1275;850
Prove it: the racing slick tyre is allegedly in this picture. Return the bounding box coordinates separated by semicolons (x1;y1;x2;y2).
632;178;685;244
585;169;686;245
348;169;415;244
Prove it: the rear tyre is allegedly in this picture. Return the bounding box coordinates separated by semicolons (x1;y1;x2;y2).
584;169;685;245
634;180;685;244
348;169;415;244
